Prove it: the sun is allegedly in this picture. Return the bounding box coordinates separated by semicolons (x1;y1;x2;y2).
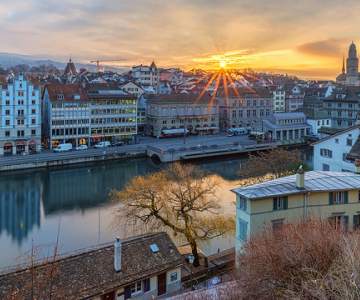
219;60;227;69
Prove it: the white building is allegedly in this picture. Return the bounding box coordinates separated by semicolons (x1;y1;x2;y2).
119;81;144;98
272;88;285;112
0;74;41;155
131;61;159;91
307;118;332;137
313;125;360;172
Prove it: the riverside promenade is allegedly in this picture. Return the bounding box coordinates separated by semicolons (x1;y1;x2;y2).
0;134;302;171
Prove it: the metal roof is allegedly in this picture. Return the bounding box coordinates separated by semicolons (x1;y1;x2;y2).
232;171;360;200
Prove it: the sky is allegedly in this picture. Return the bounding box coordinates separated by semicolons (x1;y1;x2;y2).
1;0;360;79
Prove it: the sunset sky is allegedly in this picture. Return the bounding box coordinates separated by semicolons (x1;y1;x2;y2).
1;0;360;78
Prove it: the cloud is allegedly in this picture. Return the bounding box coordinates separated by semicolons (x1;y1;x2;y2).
297;39;347;57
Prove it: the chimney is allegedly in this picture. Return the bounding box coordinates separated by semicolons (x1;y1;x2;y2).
114;238;122;272
296;165;305;189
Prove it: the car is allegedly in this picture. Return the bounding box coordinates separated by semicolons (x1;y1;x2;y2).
76;144;88;151
53;143;73;152
111;141;124;147
95;141;111;148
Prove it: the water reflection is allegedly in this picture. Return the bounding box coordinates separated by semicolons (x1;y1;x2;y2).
0;175;42;245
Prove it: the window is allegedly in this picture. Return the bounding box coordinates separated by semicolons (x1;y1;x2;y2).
273;196;288;210
354;214;360;230
31;129;36;135
32;109;36;114
5;120;10;126
5;110;10;115
237;196;247;211
17;130;24;137
347;138;353;146
170;272;178;282
143;278;150;292
5;131;10;137
335;138;339;144
329;191;348;205
320;148;332;158
238;218;248;241
322;164;330;171
329;215;348;231
130;281;142;295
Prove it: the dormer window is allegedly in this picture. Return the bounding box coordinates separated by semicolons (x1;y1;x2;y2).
57;94;64;101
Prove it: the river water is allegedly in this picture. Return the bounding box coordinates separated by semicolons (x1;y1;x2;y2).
0;151;313;270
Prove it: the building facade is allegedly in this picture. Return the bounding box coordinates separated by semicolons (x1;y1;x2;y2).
262;112;310;143
323;86;360;129
218;87;273;131
233;170;360;252
272;88;286;112
313;125;360;172
42;84;90;148
87;85;137;144
0;74;41;155
42;84;137;148
131;62;159;91
146;94;219;137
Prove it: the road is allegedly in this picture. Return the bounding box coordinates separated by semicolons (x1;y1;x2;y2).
0;134;256;167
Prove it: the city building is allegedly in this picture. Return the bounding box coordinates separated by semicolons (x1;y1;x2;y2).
119;81;144;98
0;232;183;300
146;94;219;137
336;42;360;86
0;74;41;155
323;86;360;129
87;84;138;144
312;125;360;172
42;84;90;149
131;61;159;91
262;112;310;143
42;84;138;148
272;87;286;112
218;87;273;130
307;118;332;137
285;84;304;112
233;169;360;252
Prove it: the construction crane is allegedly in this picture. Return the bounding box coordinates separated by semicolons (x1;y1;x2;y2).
89;59;129;72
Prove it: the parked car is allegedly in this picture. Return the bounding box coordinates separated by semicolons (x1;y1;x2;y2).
95;141;111;148
111;141;124;147
53;143;73;152
76;144;88;151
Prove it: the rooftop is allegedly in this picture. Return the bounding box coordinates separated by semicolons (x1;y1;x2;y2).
232;171;360;200
0;232;182;300
147;93;214;105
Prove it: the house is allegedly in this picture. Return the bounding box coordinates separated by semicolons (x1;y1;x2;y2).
146;94;219;137
272;87;286;112
0;73;41;155
0;232;183;300
131;62;159;91
262;112;310;144
119;81;144;98
312;125;360;172
232;169;360;253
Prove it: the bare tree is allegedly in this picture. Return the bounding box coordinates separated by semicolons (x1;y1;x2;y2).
238;148;302;186
113;163;235;266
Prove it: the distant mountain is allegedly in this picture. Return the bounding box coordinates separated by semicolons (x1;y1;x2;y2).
0;53;125;73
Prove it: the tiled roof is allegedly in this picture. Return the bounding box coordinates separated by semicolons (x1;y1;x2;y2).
216;87;272;98
232;171;360;200
0;232;182;300
45;83;88;102
147;93;214;105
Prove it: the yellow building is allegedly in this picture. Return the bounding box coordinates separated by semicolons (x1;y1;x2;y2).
232;169;360;252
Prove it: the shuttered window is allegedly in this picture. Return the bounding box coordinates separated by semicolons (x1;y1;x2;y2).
273;196;288;210
329;191;348;205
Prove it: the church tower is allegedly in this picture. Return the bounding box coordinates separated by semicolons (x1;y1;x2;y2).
347;42;358;77
346;42;360;85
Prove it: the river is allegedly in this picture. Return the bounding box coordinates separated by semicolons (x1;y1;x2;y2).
0;150;313;270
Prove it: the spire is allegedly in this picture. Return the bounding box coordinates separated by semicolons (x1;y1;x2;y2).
342;55;345;73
